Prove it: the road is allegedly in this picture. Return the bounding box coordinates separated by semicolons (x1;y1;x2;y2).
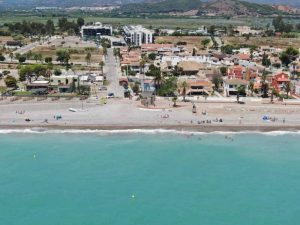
103;48;124;98
213;36;223;49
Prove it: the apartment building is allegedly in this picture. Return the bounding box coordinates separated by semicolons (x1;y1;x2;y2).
123;25;154;46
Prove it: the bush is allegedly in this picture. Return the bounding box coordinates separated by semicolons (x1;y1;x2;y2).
5;75;17;87
54;68;62;75
0;55;5;61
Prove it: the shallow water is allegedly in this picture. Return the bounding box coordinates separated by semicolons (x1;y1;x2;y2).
0;131;300;225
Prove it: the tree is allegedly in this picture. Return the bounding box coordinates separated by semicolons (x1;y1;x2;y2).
157;76;177;96
220;67;227;76
85;52;92;65
248;80;254;96
201;39;211;49
45;57;53;64
221;45;234;54
262;53;271;67
0;54;5;62
272;15;294;33
280;47;299;67
4;75;17;87
18;56;26;64
148;53;157;61
77;17;85;27
261;70;269;98
45;20;55;35
99;61;105;75
179;81;190;101
33;53;39;62
212;74;223;91
132;82;140;95
56;50;71;65
54;68;62;76
208;25;215;35
283;82;292;98
9;52;14;62
19;64;48;81
139;57;146;75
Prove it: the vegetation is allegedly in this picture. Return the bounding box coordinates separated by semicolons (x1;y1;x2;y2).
56;50;71;65
179;81;190;101
19;64;48;81
120;0;201;14
280;47;299;67
4;75;17;87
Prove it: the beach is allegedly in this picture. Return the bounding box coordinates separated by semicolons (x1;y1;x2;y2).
1;97;300;132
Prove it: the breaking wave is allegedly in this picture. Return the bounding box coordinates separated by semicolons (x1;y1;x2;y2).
0;128;299;136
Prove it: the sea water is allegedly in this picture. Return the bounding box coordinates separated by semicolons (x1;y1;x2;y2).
0;130;300;225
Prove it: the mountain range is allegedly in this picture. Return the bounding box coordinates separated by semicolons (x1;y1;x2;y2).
0;0;299;9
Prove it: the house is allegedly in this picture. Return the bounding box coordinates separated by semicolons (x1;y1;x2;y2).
50;75;78;93
180;80;213;96
177;61;207;76
26;80;50;94
271;72;290;93
6;41;23;48
223;79;248;96
227;65;245;79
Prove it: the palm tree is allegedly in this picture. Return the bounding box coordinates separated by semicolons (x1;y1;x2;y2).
9;52;14;62
248;80;254;96
153;72;165;92
45;69;52;80
179;81;190;101
85;52;91;65
139;58;146;75
283;82;292;98
261;70;269;98
99;61;105;76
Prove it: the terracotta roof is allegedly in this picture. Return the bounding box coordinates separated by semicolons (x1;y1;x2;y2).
224;79;248;85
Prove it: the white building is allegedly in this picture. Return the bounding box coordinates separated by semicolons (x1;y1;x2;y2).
123;25;154;46
81;22;113;39
161;55;221;67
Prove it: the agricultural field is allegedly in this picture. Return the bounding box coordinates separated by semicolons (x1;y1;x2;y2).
2;11;299;29
30;36;103;64
155;36;212;49
224;36;300;49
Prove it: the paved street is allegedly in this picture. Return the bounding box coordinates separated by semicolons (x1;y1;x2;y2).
103;48;124;98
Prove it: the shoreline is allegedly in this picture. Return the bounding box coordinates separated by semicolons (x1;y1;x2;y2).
0;124;300;133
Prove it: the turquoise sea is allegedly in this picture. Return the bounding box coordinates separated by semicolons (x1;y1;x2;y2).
1;130;300;225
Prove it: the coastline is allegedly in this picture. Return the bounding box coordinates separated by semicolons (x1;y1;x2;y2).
0;124;300;133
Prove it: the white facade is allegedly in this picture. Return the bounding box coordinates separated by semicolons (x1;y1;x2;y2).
123;25;154;46
161;55;221;67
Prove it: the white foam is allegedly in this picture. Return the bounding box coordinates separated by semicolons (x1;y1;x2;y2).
0;128;299;136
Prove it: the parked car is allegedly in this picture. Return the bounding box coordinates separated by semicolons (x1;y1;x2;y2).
99;86;107;91
106;92;115;98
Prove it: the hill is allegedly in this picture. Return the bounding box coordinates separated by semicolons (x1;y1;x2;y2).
120;0;202;13
119;0;281;15
197;0;280;16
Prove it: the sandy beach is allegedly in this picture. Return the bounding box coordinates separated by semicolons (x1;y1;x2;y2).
0;97;300;132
